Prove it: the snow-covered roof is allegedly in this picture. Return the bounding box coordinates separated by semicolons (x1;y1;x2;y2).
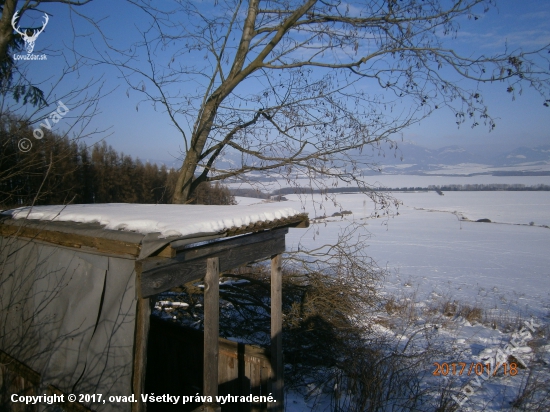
2;203;307;238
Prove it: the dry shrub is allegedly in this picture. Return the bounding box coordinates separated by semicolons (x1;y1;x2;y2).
434;299;483;324
442;300;459;317
384;296;403;315
153;229;489;411
509;321;550;411
511;369;550;411
384;295;411;315
460;304;483;323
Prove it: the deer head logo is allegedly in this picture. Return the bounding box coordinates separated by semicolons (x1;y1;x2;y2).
11;11;49;54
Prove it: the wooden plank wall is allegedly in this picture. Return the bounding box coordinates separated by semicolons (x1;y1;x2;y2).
217;339;271;412
0;350;91;412
0;350;40;412
145;317;272;412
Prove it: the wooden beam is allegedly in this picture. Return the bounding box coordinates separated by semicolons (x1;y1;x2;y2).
152;244;176;258
269;254;284;412
0;350;91;411
0;223;141;257
140;231;286;298
132;297;151;412
0;349;41;385
204;257;221;412
223;214;308;237
173;228;288;260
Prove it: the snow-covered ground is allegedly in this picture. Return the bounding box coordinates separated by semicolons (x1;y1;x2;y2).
240;191;550;319
235;189;550;411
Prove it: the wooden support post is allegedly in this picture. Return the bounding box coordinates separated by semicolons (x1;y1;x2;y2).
269;254;284;412
132;297;151;412
204;257;221;412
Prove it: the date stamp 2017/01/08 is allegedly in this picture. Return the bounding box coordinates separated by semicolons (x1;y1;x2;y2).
433;362;518;377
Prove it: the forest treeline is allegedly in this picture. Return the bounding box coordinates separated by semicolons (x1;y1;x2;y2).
0;116;234;208
272;183;550;196
427;184;550;191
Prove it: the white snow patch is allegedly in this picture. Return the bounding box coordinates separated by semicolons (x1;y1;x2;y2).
2;203;303;238
284;191;550;318
155;301;189;309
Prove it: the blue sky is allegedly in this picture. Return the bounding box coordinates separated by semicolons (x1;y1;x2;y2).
11;0;550;165
405;0;550;152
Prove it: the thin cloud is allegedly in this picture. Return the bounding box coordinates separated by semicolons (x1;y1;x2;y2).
481;30;550;49
455;26;550;50
517;10;550;20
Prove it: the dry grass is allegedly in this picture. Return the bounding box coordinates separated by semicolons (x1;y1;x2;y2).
155;266;549;412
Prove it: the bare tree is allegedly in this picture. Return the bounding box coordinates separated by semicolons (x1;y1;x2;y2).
89;0;550;204
0;0;93;108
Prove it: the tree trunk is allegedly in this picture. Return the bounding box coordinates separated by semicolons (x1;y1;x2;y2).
172;101;218;204
171;0;262;204
0;0;17;63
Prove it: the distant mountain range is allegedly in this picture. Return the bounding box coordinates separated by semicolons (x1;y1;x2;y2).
379;143;549;166
366;143;550;175
155;143;550;176
492;145;550;166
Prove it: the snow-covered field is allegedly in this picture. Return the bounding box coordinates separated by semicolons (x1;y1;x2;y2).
236;189;550;411
282;191;550;318
238;191;550;318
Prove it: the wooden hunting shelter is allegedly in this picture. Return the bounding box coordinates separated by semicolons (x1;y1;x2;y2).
0;204;308;412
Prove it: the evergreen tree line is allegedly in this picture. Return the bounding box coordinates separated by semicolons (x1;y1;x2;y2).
0;116;234;209
271;183;550;196
425;184;550;191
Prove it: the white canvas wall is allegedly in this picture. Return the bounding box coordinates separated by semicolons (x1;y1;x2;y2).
0;236;137;411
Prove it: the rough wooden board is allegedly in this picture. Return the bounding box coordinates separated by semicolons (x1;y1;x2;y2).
0;223;141;257
132;298;151;412
152;244;176;258
268;254;284;412
0;212;307;260
155;214;306;258
0;350;92;412
0;350;40;386
140;235;285;298
204;257;220;404
218;338;269;360
224;214;309;237
170;228;288;262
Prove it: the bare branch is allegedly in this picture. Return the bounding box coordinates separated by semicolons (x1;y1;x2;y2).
85;0;549;204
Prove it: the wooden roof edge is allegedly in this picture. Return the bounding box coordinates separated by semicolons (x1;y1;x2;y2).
0;216;145;241
152;213;309;258
0;212;309;260
0;217;144;257
224;213;309;237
